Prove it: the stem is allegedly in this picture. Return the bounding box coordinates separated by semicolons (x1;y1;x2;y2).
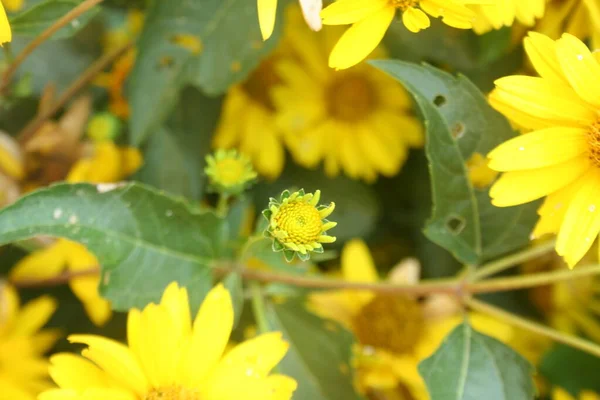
466;297;600;358
1;0;105;93
3;43;14;63
17;41;133;144
250;282;270;334
216;194;230;217
472;239;556;281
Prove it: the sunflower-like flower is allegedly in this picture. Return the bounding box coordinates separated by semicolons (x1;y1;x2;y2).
205;149;258;196
263;189;336;262
487;32;600;268
10;239;112;326
0;1;11;45
309;239;545;398
273;7;423;182
0;283;58;399
320;0;490;70
40;282;297;400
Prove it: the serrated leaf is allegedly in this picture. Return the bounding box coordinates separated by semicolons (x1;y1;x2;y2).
10;0;99;39
266;298;364;400
419;322;535;400
372;61;539;265
221;271;244;328
136;87;221;200
128;0;282;145
0;182;226;312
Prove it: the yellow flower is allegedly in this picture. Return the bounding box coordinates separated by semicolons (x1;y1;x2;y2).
2;0;22;12
309;239;542;398
553;387;600;400
40;283;297;400
0;1;11;45
0;283;58;400
273;7;423;182
536;0;600;50
487;32;600;268
87;112;122;142
320;0;488;70
466;152;499;189
263;189;336;262
205;149;258;195
213;57;287;180
470;0;545;34
66;141;142;183
10;239;112;326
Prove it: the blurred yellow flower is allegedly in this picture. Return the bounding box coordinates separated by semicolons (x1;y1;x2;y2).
470;0;545;34
0;1;11;45
553;387;600;400
66;141;142;183
2;0;23;12
205;149;257;195
40;283;297;400
487;32;600;268
274;7;423;181
0;283;58;400
466;152;498;189
310;239;544;398
264;189;336;261
10;239;111;327
536;0;600;49
320;0;488;70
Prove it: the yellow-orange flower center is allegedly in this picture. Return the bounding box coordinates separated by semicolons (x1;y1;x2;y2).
390;0;419;10
214;158;247;186
353;294;424;354
588;120;600;168
274;202;323;244
327;74;377;122
145;386;200;400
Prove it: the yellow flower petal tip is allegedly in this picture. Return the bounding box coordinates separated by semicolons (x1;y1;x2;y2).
263;189;337;262
205;149;258;196
257;0;278;40
42;281;296;400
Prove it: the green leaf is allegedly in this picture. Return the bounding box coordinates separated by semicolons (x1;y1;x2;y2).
128;0;282;145
136;87;222;200
10;0;100;39
0;182;227;312
419;322;535;400
266;298;364;400
221;272;244;329
372;61;539;265
539;344;600;395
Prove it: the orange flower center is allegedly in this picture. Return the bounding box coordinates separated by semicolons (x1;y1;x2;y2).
145;386;200;400
327;74;377;122
390;0;419;10
588;120;600;168
352;294;424;354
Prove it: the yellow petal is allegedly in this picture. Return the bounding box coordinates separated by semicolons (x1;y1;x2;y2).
556;170;600;268
341;239;378;283
493;76;597;128
487;127;588;171
258;0;278;40
328;6;395;70
264;374;298;400
48;354;109;390
0;1;12;45
182;284;233;386
321;0;387;25
9;243;67;281
524;32;568;85
532;179;584;239
490;156;590;207
10;296;56;336
420;0;473;29
555;33;600;108
489;89;554;131
68;335;148;395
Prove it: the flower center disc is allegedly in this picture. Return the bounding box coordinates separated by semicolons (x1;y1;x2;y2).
588;120;600;168
214;158;246;186
145;386;200;400
274;202;323;244
390;0;419;10
241;58;281;111
353;294;424;354
328;74;376;122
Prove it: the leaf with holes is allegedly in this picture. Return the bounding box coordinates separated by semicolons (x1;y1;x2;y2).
0;182;227;311
419;322;535;400
128;0;282;145
265;298;364;400
10;0;100;39
371;61;539;265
